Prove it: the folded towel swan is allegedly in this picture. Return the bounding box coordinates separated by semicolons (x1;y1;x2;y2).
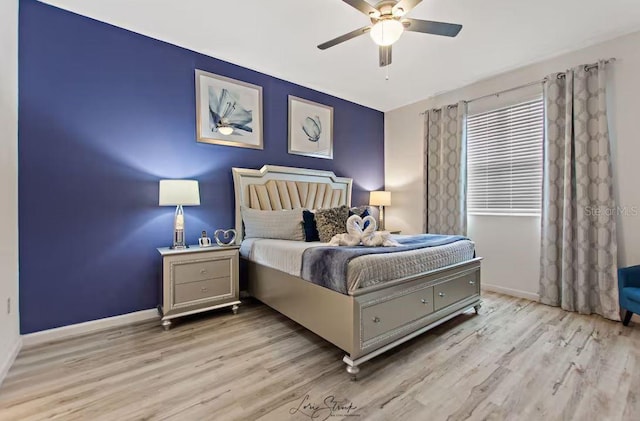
329;214;400;247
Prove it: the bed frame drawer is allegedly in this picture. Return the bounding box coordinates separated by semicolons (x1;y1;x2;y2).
361;286;434;342
433;272;479;311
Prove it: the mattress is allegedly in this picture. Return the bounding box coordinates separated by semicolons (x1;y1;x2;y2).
240;236;475;294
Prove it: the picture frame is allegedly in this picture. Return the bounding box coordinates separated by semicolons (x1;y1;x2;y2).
195;69;263;149
288;95;334;159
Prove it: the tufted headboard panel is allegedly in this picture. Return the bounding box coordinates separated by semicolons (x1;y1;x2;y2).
232;165;353;242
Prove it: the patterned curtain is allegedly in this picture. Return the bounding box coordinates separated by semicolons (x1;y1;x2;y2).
424;101;467;235
539;61;619;320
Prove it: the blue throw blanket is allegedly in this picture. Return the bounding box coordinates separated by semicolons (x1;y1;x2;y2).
301;234;468;294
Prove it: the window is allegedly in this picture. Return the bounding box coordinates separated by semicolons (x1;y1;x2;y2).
466;97;544;215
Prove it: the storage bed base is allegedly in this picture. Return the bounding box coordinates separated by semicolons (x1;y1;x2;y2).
246;257;482;379
343;299;481;379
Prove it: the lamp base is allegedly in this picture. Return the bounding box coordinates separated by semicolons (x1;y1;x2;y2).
171;205;187;249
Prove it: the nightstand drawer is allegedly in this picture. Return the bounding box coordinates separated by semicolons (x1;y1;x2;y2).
174;277;232;305
173;259;231;284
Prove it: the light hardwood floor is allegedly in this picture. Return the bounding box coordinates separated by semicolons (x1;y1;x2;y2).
1;292;639;421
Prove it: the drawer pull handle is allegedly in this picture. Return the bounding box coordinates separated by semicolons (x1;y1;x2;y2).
200;269;208;274
469;280;476;285
438;292;446;298
421;299;429;304
201;287;208;292
372;317;381;323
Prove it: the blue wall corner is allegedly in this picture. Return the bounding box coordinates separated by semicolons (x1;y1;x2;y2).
18;0;385;333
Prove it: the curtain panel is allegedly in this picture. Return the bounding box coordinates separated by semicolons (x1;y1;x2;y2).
424;101;467;235
539;61;619;320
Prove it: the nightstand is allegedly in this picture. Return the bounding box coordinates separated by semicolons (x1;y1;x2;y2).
157;245;240;330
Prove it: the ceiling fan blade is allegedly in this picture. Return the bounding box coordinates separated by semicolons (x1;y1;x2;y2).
392;0;423;16
342;0;380;17
403;18;462;37
317;26;371;50
379;45;392;67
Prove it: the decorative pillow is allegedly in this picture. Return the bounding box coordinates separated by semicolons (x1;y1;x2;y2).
349;207;371;228
352;205;379;227
315;205;350;243
304;207;369;242
350;205;369;217
302;210;321;242
241;206;304;241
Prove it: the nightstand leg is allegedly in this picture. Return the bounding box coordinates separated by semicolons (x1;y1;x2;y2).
161;319;172;331
232;304;239;315
474;304;482;314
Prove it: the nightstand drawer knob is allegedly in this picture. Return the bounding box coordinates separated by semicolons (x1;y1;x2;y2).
469;280;476;285
200;269;207;274
438;292;446;298
372;317;381;323
421;299;429;304
201;287;208;292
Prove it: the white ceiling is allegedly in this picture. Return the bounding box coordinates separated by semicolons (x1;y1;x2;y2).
40;0;640;111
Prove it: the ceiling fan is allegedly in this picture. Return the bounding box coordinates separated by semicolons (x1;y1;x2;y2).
317;0;462;67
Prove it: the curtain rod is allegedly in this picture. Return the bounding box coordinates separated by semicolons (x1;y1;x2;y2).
418;57;616;115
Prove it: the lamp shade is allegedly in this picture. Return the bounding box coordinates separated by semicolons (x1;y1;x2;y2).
370;191;391;206
159;180;201;206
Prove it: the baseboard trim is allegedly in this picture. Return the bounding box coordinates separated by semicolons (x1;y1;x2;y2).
22;309;160;348
482;283;539;302
0;337;22;387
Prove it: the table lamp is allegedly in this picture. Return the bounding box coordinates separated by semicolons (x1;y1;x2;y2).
369;191;391;231
159;180;200;249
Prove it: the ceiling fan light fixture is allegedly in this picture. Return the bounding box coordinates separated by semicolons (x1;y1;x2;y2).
370;19;404;46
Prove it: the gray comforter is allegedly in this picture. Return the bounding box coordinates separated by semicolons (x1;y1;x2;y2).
301;234;469;294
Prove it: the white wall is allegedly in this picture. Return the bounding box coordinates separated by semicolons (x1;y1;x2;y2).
467;215;541;300
0;0;20;384
385;30;640;299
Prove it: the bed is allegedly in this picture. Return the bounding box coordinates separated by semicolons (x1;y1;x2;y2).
233;165;482;379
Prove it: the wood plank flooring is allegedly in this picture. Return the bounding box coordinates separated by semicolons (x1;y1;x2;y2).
1;292;639;421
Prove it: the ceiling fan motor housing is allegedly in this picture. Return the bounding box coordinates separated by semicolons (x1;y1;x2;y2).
370;1;402;22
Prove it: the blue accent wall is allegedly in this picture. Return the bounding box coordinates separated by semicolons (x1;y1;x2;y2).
18;0;384;333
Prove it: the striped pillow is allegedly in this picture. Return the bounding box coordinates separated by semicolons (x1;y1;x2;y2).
241;206;304;240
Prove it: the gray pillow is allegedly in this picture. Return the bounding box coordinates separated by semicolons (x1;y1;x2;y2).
315;205;350;243
241;206;304;241
351;205;379;226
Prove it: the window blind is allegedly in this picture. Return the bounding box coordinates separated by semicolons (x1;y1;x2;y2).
467;97;544;215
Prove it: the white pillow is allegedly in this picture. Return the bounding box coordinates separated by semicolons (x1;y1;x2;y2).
241;206;304;241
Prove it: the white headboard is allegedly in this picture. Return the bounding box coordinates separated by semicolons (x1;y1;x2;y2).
232;165;353;242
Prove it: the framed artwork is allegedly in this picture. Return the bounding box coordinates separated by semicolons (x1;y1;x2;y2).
195;69;263;149
288;96;334;159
